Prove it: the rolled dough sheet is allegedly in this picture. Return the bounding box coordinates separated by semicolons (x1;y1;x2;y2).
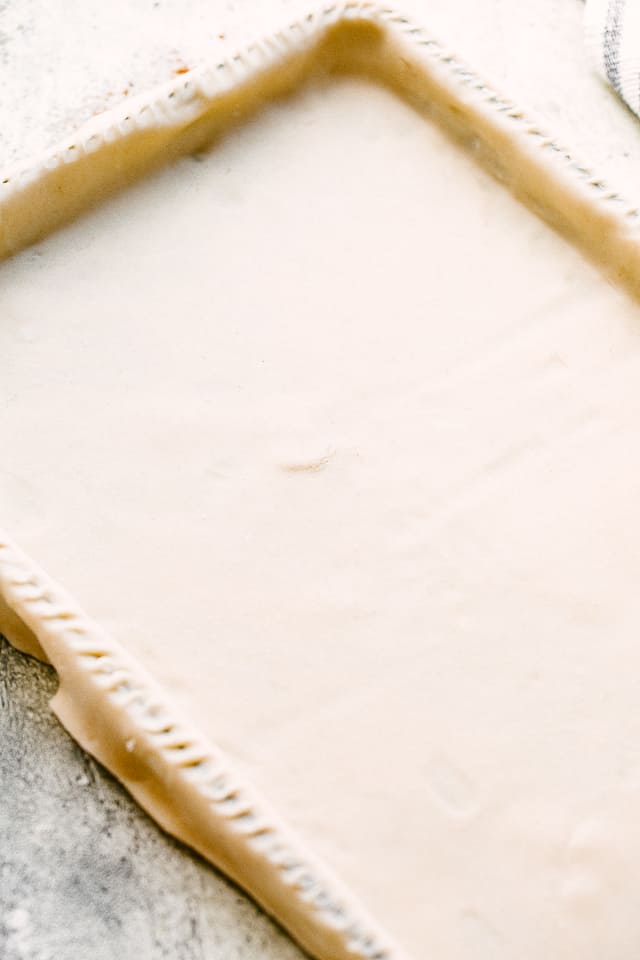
3;68;640;959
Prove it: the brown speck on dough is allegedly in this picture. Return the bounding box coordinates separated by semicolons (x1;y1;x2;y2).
281;451;334;474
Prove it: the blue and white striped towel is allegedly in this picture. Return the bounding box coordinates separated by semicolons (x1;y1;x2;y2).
586;0;640;114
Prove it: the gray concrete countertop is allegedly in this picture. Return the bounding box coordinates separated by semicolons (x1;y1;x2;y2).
0;637;304;960
3;1;640;957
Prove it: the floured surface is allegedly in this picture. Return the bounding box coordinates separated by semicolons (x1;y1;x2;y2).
4;0;640;209
3;77;640;958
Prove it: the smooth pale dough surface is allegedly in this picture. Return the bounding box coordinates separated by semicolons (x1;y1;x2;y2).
4;77;640;959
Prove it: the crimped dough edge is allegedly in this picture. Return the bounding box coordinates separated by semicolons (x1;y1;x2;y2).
2;6;640;960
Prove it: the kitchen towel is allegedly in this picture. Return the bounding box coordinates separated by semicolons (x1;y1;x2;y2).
585;0;640;115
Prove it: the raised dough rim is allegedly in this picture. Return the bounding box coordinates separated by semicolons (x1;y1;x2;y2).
1;4;640;960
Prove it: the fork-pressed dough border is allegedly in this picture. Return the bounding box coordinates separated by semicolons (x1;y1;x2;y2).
1;5;639;960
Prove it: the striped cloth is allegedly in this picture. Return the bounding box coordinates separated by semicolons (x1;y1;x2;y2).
585;0;640;114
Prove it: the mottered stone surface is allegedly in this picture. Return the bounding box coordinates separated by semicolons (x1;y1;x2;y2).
0;637;304;960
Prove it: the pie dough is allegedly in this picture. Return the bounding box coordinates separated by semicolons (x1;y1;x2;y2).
3;6;640;960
